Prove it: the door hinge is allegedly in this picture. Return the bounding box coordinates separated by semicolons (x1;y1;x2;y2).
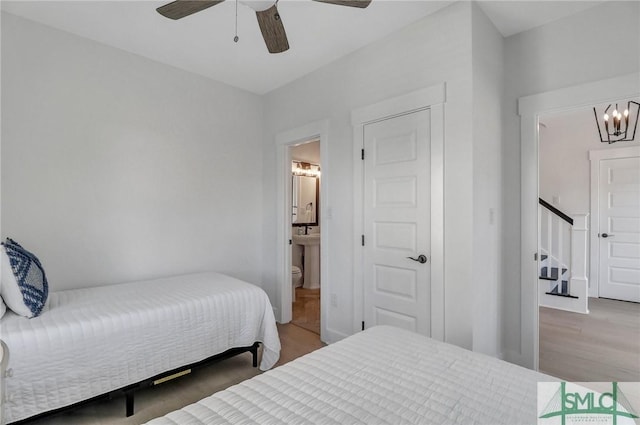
361;235;365;246
534;252;538;261
362;321;365;331
289;239;292;245
361;149;365;160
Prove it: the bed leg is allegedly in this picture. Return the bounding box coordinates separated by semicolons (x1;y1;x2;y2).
125;390;135;417
251;343;259;368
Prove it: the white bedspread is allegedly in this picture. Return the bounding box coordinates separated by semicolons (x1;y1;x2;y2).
146;326;552;425
0;272;280;423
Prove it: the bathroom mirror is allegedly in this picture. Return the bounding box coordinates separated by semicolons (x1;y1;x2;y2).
292;175;319;225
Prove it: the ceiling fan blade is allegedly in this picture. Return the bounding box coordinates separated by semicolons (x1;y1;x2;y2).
312;0;372;8
157;0;225;20
256;5;289;54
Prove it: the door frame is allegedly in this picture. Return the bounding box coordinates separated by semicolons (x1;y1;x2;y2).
275;120;329;341
589;145;640;298
518;72;640;370
351;83;445;340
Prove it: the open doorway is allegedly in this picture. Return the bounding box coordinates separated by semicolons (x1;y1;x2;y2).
290;141;321;335
537;101;640;382
275;119;328;343
518;73;639;370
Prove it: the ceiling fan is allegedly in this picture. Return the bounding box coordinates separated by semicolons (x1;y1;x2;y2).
156;0;372;54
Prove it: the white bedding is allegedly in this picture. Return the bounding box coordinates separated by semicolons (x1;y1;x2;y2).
0;272;280;423
146;326;552;425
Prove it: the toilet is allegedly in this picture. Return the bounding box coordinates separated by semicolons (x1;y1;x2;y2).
291;266;303;301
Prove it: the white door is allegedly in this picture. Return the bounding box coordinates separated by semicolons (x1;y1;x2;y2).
598;156;640;302
363;109;431;335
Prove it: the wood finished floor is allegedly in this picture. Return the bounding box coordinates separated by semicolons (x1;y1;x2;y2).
22;324;324;425
539;297;640;382
291;287;320;335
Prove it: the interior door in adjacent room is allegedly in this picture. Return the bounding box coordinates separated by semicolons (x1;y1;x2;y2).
598;155;640;303
362;108;431;335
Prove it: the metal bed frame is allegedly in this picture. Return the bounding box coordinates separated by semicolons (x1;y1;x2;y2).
7;342;260;424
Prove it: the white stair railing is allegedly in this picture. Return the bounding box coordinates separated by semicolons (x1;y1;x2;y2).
568;214;589;313
538;199;589;314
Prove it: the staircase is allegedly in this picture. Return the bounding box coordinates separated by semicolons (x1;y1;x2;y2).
539;257;575;298
538;199;589;314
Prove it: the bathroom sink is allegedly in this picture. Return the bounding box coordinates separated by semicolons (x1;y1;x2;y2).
292;233;320;290
292;233;321;246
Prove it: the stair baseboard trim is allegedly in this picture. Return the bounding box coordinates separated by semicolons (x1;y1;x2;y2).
544;291;579;299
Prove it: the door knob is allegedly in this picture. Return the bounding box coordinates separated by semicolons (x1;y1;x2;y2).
407;255;428;264
600;233;614;238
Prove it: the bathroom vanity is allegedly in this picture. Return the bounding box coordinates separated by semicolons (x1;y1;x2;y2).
292;233;320;289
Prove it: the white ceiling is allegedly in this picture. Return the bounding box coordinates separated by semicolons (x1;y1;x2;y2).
1;0;605;95
477;1;604;38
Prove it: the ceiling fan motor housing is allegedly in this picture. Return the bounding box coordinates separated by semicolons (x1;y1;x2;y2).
241;1;277;12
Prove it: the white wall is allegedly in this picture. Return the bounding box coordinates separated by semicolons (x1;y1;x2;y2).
262;2;485;348
471;2;504;357
502;1;640;364
1;13;265;290
291;141;320;165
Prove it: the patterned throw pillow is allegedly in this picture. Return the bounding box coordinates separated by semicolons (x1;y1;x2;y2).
1;238;48;317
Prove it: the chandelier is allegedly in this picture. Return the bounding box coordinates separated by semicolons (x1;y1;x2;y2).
593;100;639;143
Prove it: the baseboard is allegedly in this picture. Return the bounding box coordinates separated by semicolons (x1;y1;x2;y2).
504;349;531;369
538;278;589;314
323;327;351;345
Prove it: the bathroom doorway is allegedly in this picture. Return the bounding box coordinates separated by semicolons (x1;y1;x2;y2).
290;141;321;335
275;119;328;342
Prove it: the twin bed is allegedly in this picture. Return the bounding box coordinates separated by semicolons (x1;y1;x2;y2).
2;271;552;425
0;272;280;424
145;325;551;425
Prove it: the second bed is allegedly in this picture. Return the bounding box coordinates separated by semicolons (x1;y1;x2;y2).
146;325;553;425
